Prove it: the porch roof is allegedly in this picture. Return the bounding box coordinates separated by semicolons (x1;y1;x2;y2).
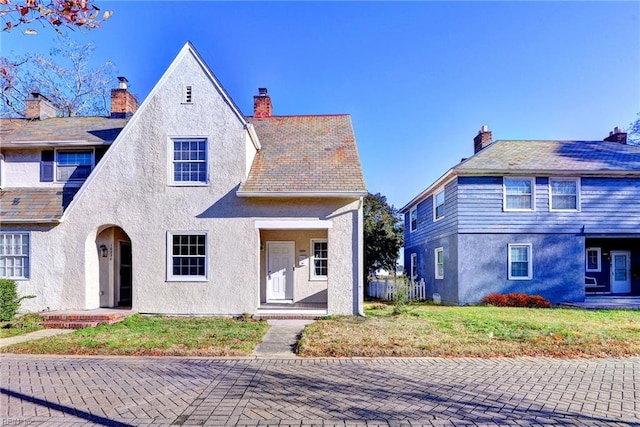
0;117;129;147
0;187;78;222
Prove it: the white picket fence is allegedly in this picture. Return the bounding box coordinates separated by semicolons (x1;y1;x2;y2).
367;278;426;301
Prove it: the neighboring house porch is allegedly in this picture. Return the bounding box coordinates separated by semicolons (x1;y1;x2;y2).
585;237;640;296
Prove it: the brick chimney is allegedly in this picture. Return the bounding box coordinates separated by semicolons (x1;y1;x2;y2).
253;87;272;118
473;125;493;153
603;126;627;144
25;92;56;120
110;77;138;119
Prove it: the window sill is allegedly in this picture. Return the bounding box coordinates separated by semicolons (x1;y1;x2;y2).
166;277;208;283
167;182;209;187
310;277;328;282
508;277;532;281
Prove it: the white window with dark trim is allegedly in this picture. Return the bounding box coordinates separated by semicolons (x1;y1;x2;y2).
410;253;417;279
167;232;207;281
311;239;328;280
56;149;94;183
409;207;417;232
0;232;30;279
433;189;445;221
434;247;444;279
508;243;532;280
549;177;580;211
585;247;601;272
170;138;207;184
504;177;535;211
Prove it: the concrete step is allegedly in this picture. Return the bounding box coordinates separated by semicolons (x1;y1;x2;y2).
254;314;326;320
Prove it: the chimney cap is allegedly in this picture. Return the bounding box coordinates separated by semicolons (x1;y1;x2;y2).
29;92;51;102
258;87;268;96
117;76;129;90
480;124;489;133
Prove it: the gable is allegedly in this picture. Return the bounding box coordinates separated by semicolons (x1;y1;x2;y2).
62;42;255;221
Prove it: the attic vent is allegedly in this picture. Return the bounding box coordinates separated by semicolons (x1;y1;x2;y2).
183;85;193;103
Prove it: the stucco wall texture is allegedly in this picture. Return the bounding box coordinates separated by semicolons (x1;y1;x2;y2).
457;234;585;305
13;47;362;316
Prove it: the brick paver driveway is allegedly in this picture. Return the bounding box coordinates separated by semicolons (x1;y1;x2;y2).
1;355;638;426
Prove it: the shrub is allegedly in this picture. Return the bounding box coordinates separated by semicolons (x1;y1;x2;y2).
0;278;36;321
481;292;550;308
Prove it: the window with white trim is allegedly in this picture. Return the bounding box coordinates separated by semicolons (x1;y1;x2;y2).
409;207;417;232
433;189;445;221
0;233;30;279
56;149;94;182
585;247;601;272
434;247;444;279
549;178;580;211
311;239;328;279
508;243;532;280
504;177;535;211
167;232;207;281
410;253;417;279
170;138;207;184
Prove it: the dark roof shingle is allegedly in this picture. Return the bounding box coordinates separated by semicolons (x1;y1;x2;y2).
0;188;80;222
239;115;366;194
0;117;128;145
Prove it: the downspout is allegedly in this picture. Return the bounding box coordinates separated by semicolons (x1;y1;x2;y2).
357;196;365;316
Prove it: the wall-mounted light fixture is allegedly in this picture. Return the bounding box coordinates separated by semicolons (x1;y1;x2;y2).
99;245;108;258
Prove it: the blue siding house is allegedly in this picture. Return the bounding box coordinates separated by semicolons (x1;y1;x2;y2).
400;126;640;305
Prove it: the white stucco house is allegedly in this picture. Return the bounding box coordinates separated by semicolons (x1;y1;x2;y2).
0;42;367;316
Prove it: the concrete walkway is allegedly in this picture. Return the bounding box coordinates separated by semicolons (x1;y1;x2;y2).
252;319;315;357
1;319;314;357
0;328;74;348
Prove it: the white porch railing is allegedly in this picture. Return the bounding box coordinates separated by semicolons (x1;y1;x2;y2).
367;277;426;301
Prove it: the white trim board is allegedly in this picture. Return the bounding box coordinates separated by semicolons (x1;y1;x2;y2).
255;220;333;230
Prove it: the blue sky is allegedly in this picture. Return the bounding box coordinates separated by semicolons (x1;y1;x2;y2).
2;1;639;209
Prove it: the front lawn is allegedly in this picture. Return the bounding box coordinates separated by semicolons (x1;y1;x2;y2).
1;314;269;356
297;302;640;358
0;313;44;338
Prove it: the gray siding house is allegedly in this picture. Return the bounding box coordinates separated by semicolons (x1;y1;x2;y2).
401;126;640;305
0;42;367;316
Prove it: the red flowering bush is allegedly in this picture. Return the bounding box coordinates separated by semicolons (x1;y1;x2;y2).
481;292;551;308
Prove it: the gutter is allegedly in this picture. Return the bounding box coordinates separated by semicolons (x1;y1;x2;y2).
236;191;368;198
0;218;61;224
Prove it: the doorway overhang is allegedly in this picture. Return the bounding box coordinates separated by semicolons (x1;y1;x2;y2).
254;220;332;230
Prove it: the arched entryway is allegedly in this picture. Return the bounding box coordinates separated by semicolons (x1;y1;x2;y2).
96;226;132;307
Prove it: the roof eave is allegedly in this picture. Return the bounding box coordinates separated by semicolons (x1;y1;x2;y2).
0;140;112;148
455;168;640;177
0;218;61;224
399;169;456;213
236;190;367;198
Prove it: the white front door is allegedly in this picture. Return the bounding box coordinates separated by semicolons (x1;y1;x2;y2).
267;242;294;301
611;251;631;294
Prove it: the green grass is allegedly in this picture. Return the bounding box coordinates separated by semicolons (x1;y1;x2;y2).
296;302;640;358
1;314;269;356
0;313;44;338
